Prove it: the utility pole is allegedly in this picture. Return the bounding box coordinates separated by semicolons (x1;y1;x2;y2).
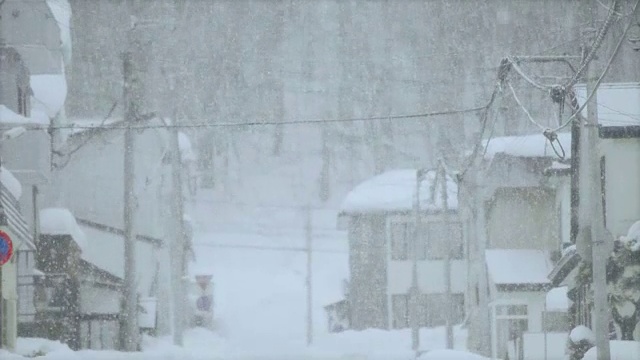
169;109;186;346
305;205;313;346
579;4;610;359
439;159;454;349
584;46;612;360
121;42;139;351
410;169;425;355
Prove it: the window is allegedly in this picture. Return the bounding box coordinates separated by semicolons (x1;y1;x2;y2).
493;304;529;359
392;293;465;329
425;221;463;260
391;294;409;329
17;86;28;116
390;222;421;261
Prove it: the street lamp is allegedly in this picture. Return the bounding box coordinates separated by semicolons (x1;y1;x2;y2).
410;168;430;356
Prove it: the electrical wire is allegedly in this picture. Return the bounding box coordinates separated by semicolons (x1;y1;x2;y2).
507;81;549;131
8;106;488;132
551;0;640;133
565;0;620;90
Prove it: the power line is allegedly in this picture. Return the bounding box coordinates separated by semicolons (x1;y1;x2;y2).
9;105;487;132
192;242;347;254
551;0;640;133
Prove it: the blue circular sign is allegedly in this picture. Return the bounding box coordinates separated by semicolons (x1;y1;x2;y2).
0;230;13;266
196;295;212;311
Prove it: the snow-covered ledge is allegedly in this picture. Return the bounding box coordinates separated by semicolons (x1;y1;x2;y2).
39;208;87;251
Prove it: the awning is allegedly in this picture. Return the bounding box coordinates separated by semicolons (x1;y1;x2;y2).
1;183;35;251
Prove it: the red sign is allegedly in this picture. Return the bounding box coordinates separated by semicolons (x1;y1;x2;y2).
0;230;13;266
195;275;212;291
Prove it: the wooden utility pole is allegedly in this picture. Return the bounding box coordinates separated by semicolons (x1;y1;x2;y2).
169;109;186;346
577;4;611;360
410;169;424;354
121;48;139;352
439;159;454;349
305;206;313;346
583;46;612;360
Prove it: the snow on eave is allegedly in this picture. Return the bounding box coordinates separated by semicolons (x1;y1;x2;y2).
574;82;640;128
483;132;572;161
485;249;552;288
0;105;49;125
339;168;458;215
546;286;569;311
39;208;87;251
1;166;23;199
178;132;197;162
46;0;72;65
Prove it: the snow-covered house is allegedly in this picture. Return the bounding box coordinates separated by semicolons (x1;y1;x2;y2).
460;131;572;358
41;116;175;343
32;208;160;350
0;167;36;351
549;82;640;341
331;169;466;331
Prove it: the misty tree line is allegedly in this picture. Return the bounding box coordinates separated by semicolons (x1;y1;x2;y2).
63;1;637;203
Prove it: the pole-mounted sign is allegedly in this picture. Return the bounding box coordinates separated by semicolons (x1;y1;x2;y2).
0;229;13;266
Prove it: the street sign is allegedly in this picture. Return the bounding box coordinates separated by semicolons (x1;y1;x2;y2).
196;295;212;312
0;230;13;266
195;274;212;291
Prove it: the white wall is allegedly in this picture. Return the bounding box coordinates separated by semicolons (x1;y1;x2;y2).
79;284;120;314
601;138;640;238
387;260;467;294
491;291;546;333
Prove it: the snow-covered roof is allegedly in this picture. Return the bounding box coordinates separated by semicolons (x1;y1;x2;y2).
340;169;458;214
0;105;49;125
79;225;123;279
39;208;87;251
485;249;552;288
46;0;72;65
546;286;569;311
483;132;571;160
574;82;640;127
1;166;22;199
30;74;68;119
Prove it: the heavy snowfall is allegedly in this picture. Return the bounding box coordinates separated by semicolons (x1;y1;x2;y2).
1;1;640;360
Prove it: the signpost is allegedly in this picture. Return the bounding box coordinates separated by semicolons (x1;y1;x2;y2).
0;230;13;266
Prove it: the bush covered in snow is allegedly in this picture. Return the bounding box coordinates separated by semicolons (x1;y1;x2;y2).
566;325;595;360
607;221;640;340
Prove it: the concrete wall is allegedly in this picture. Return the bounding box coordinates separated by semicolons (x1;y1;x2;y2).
2;0;63;75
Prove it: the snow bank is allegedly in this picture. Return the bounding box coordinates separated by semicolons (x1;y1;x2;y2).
39;208;87;251
583;340;640;360
340;169;458;214
30;74;68;119
0;105;49;125
46;0;72;65
1;166;22;199
485;249;552;286
484;132;571;160
419;349;492;359
546;286;569;311
15;337;74;358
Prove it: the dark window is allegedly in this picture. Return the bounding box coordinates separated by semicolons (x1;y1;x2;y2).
17;86;27;116
390;222;414;261
425;221;464;260
392;293;465;328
